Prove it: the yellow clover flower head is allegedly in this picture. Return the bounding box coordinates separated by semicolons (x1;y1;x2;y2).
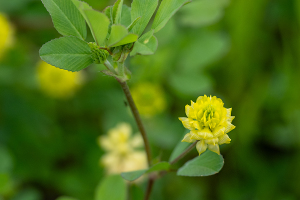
98;123;147;174
36;61;84;99
131;82;167;117
0;13;14;60
179;95;235;155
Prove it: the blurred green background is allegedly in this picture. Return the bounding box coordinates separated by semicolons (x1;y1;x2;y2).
1;0;300;199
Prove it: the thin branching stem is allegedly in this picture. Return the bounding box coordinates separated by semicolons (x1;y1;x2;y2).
170;141;198;165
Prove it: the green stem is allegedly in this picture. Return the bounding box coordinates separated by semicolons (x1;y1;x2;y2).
118;62;125;77
116;79;152;166
104;60;117;74
170;141;198;165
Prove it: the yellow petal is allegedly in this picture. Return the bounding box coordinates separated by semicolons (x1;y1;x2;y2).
190;128;214;140
98;136;115;151
224;122;235;134
181;133;196;143
218;134;231;145
226;108;232;117
179;117;195;130
208;144;220;155
227;116;235;123
185;104;196;119
196;140;207;155
212;126;225;137
205;138;219;145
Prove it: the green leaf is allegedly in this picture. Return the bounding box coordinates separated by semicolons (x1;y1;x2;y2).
111;34;138;47
152;0;191;33
72;0;109;46
147;162;170;173
104;6;113;23
131;0;158;35
169;71;212;96
95;175;126;200
169;141;190;162
130;31;158;56
121;5;131;27
180;0;229;27
107;25;138;47
121;162;170;181
56;197;78;200
112;0;123;24
127;17;141;32
39;36;93;72
179;31;229;71
177;150;224;176
120;170;147;182
41;0;86;40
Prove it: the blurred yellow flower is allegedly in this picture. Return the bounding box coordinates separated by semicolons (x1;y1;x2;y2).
36;61;84;99
98;123;147;174
131;82;166;117
0;13;14;60
179;95;235;155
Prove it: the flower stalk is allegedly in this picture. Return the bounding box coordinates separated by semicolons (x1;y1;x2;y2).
115;78;152;167
170;141;198;165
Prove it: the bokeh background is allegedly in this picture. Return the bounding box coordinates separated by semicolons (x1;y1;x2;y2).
1;0;300;199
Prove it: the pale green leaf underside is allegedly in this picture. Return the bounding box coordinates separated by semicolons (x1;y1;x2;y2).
83;9;110;46
152;0;191;33
40;36;93;72
169;141;190;162
121;162;170;181
107;25;138;47
95;175;126;200
112;0;123;24
72;0;109;46
179;0;229;27
111;33;138;47
177;150;224;176
130;31;157;56
131;0;158;36
41;0;86;40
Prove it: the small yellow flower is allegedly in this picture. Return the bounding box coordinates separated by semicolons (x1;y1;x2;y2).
0;13;14;60
98;123;147;174
179;95;235;155
131;82;166;117
36;61;84;99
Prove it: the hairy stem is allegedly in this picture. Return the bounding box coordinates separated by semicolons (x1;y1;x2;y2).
170;141;198;165
116;80;152;166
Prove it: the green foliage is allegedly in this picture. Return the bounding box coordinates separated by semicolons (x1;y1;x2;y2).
72;0;110;46
41;0;87;40
112;0;123;24
131;0;158;35
107;25;138;47
88;42;109;64
169;141;190;162
121;162;171;181
177;151;224;176
179;0;229;27
120;5;131;27
130;30;158;56
152;0;191;33
40;36;93;71
56;197;78;200
95;175;126;200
